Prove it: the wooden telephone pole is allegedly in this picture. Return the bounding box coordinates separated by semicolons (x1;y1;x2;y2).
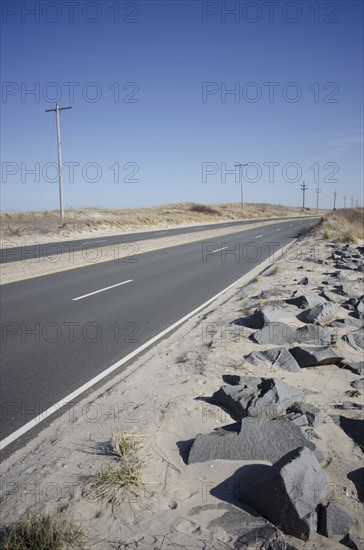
300;182;308;209
315;184;321;211
45;103;72;220
333;189;337;210
235;162;249;214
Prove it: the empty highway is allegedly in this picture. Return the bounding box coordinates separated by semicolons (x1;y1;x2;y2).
0;217;318;452
1;216;318;264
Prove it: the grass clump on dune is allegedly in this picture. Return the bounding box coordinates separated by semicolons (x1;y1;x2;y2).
85;431;144;507
0;513;85;550
322;208;364;243
86;461;143;506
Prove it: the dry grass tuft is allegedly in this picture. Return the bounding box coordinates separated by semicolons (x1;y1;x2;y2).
0;513;85;550
188;203;220;215
85;431;144;507
86;461;143;506
7;225;24;237
111;431;140;460
322;208;364;243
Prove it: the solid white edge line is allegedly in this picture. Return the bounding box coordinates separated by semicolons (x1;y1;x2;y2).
72;280;133;301
211;246;228;254
0;237;299;451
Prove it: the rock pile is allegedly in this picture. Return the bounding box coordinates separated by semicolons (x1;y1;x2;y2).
331;244;364;272
185;241;363;545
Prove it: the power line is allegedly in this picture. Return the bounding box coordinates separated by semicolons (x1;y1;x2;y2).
45;103;72;221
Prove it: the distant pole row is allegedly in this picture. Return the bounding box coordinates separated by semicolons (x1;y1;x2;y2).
236;166;359;213
302;183;358;211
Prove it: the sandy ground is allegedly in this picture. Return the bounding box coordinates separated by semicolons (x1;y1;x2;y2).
0;218;314;285
1;228;363;549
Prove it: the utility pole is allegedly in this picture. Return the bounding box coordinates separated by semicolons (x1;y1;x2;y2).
45;103;72;221
343;194;347;208
300;182;308;209
351;196;354;208
333;188;337;210
235;162;249;215
355;198;359;207
315;184;321;211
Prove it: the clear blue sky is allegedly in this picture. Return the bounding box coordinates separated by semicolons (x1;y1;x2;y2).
1;0;363;211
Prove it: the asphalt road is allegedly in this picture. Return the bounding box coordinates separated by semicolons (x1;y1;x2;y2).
0;217;319;451
0;216;317;264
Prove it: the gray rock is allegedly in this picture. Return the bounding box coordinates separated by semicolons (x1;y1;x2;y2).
291;414;309;427
318;502;355;537
187;419;324;465
303;302;343;324
331;317;363;329
342;303;357;312
244;348;301;373
343;331;364;350
211;376;304;421
298;277;309;285
319;290;341;302
342;297;364;318
334;284;361;297
345;298;362;307
241;447;328;541
246;306;293;329
234;526;299;550
262;264;278;276
342;402;364;410
289;346;344;368
206;505;298;549
341;361;364;376
329;270;348;281
335;260;360;271
353;298;364;320
286;295;326;310
351;378;364;390
340;534;360;550
334;416;364;452
288;403;324;427
295;325;331;345
252;323;298;345
252;323;330;346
